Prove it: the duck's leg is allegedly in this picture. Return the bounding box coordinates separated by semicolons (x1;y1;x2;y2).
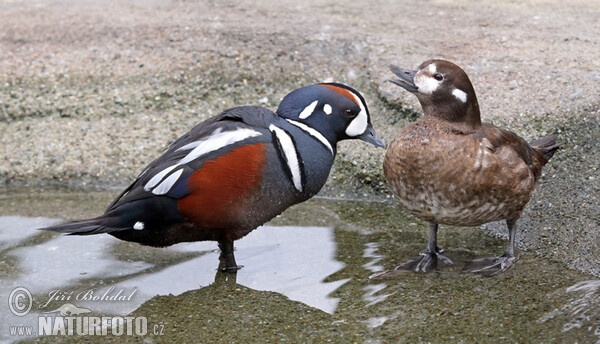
218;239;242;273
372;223;454;278
392;223;454;273
461;219;517;277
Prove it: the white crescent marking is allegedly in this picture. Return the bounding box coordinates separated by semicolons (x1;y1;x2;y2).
270;124;303;192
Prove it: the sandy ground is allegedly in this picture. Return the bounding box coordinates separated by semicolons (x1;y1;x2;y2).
0;0;599;275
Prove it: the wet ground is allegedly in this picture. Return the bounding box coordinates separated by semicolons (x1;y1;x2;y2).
1;187;599;343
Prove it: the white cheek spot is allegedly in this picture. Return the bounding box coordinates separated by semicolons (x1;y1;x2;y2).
323;104;332;115
269;124;303;192
298;100;319;119
452;88;467;103
133;221;145;230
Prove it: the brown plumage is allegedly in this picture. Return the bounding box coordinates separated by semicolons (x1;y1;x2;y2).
379;59;560;277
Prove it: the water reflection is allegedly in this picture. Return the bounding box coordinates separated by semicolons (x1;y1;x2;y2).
2;193;599;343
538;279;600;342
1;216;348;342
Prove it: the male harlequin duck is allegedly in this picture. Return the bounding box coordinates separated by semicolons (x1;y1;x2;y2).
41;83;385;272
379;59;560;277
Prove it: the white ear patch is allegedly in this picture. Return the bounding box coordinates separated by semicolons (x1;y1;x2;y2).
299;100;319;119
452;88;467;103
323;104;332;115
133;221;145;230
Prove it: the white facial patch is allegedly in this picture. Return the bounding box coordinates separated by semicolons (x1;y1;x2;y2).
452;88;467;103
133;221;145;230
414;62;441;94
428;63;437;74
152;168;184;195
323;104;332;115
286;119;334;155
299;100;319;119
344;93;369;137
269;124;303;192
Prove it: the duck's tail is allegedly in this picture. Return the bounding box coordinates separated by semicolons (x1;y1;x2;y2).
530;134;561;163
39;217;123;235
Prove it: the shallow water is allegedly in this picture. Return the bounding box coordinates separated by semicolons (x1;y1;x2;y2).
1;187;599;343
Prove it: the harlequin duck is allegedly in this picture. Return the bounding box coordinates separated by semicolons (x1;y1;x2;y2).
380;59;560;277
40;83;385;272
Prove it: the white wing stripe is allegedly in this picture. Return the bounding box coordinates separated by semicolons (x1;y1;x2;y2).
144;127;263;193
144;164;179;191
286;119;334;155
269;124;303;192
152;168;184;195
179;128;262;165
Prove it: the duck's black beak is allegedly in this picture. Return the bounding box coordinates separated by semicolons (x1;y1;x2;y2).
388;64;418;93
359;124;386;148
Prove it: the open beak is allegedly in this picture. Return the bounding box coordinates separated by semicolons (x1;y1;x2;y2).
388;64;418;93
359;125;386;148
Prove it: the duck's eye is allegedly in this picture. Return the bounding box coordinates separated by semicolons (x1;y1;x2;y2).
433;73;443;81
345;109;355;117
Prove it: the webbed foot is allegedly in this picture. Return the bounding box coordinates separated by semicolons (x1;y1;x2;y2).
371;249;454;278
461;254;516;277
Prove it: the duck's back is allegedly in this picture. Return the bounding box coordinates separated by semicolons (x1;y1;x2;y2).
384;117;538;226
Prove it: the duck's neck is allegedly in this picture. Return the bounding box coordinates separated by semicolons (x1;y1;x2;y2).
422;97;482;133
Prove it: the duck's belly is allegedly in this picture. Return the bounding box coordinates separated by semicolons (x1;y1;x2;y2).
391;185;510;226
384;130;534;226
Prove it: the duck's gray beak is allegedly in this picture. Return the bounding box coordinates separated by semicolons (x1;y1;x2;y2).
389;64;418;93
359;125;386;148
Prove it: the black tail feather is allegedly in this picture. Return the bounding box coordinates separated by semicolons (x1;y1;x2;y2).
39;218;125;235
529;134;561;161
